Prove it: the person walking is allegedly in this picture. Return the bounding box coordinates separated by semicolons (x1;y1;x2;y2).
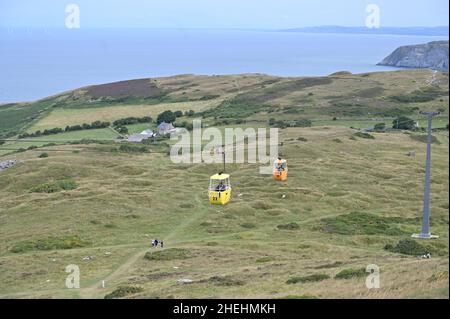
160;240;164;248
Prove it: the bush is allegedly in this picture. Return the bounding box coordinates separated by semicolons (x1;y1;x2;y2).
112;116;151;127
204;276;244;286
10;235;89;253
30;180;78;193
277;222;300;230
354;132;375;139
174;110;183;117
335;268;366;280
104;286;143;299
393;116;416;130
38;152;49;158
184;110;195;117
286;273;330;284
144;248;191;261
384;239;429;256
318;212;412;236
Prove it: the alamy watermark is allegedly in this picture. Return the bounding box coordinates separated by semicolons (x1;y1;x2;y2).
169;120;279;174
65;4;80;29
366;4;381;29
365;264;380;289
65;264;80;289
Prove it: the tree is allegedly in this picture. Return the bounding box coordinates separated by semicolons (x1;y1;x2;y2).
393;116;415;130
157;110;176;124
174;110;183;118
184;110;195;117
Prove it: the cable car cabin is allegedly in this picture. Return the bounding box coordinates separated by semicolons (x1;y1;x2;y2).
273;158;288;181
209;173;232;205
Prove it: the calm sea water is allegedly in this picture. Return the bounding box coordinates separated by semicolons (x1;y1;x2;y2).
0;28;447;103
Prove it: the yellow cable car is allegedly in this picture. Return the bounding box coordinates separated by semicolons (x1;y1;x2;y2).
273;158;288;181
209;173;232;205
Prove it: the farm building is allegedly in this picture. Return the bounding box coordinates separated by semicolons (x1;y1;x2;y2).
126;129;154;143
157;122;176;136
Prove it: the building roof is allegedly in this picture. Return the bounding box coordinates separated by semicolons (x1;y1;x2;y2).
140;129;153;135
127;134;152;142
157;122;175;130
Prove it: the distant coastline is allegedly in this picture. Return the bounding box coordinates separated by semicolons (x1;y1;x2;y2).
279;26;449;36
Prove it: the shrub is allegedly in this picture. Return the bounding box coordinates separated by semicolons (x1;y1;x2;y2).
277;222;300;230
174;110;183;117
184;110;195;117
10;235;89;253
286;273;330;284
38;152;49;158
384;239;428;256
318;212;411;236
354;132;375;139
393;116;416;130
335;268;366;280
104;286;143;299
144;248;191;261
115;126;129;134
30;180;78;193
204;276;244;286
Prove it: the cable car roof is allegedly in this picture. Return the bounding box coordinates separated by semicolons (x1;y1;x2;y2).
210;173;230;180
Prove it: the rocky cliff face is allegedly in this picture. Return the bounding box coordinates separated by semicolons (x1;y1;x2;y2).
378;41;449;71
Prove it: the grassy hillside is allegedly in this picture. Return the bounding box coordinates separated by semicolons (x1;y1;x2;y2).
0;126;448;298
0;70;448;299
1;70;448;140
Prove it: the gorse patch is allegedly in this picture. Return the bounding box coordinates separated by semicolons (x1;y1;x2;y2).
144;248;191;261
335;268;366;280
317;212;416;236
384;239;429;256
104;286;144;299
30;180;78;193
10;235;90;253
286;273;330;284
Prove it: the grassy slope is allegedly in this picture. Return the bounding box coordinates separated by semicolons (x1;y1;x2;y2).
0;127;448;299
0;70;448;298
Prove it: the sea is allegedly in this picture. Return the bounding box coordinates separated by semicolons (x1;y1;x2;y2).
0;28;448;103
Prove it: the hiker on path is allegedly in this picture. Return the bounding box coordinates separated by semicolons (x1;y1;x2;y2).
155;239;159;247
151;239;155;248
160;240;164;248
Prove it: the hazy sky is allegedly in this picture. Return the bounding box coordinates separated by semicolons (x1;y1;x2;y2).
0;0;448;28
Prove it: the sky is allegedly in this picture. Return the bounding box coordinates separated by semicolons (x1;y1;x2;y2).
0;0;448;29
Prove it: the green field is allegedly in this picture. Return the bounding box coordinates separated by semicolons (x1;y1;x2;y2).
0;70;448;299
0;128;119;156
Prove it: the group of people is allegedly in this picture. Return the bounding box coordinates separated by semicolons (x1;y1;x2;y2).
151;239;164;248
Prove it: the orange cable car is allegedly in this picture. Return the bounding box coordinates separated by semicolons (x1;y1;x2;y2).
273;158;288;181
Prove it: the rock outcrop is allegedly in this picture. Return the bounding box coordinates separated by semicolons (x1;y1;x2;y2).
378;41;449;71
0;160;18;171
